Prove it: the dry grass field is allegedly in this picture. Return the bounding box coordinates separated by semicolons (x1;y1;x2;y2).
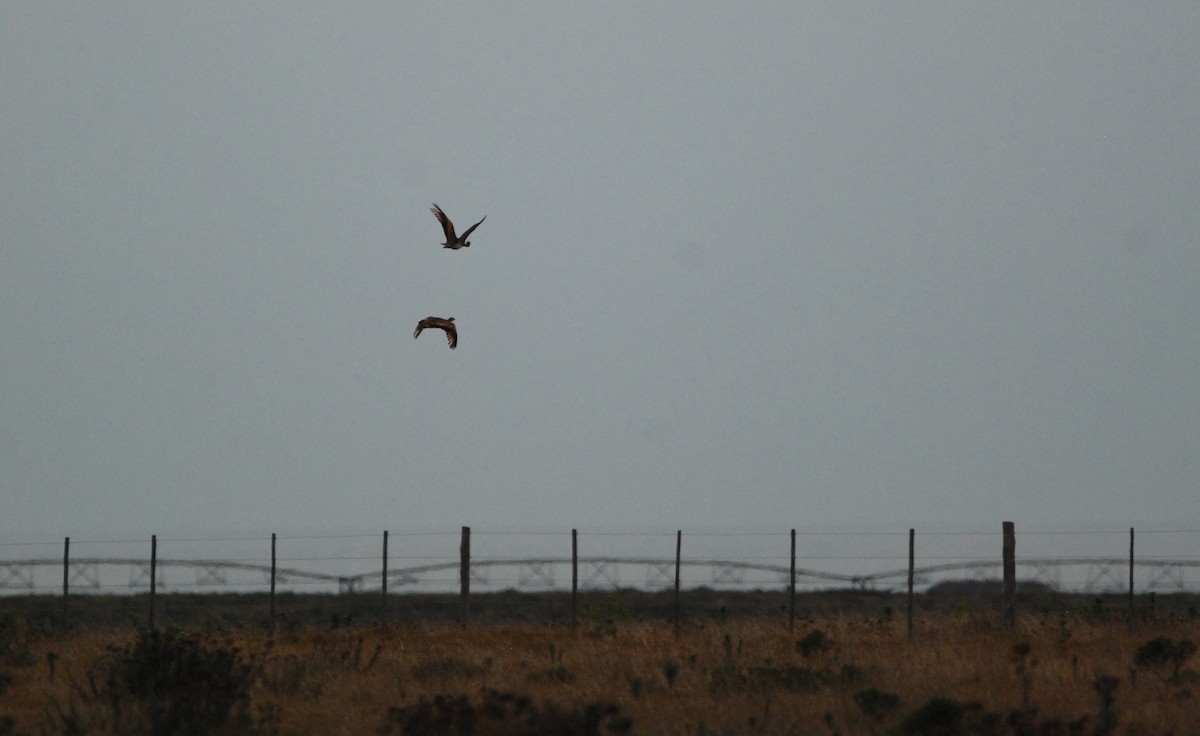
2;609;1199;734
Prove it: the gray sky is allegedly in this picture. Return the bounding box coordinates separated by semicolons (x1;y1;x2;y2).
3;3;1198;545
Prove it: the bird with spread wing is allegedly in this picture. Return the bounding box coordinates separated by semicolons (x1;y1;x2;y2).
431;203;485;249
413;316;457;349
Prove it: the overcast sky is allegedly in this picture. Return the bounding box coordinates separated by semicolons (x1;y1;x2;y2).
2;3;1198;546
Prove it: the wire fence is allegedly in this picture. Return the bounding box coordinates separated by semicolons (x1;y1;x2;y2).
3;525;1199;629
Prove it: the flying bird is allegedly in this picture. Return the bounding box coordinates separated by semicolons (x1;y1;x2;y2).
413;316;457;349
431;203;485;249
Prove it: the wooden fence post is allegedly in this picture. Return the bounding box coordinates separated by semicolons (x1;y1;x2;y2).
149;534;157;631
459;526;470;628
571;529;579;628
1127;527;1134;632
1002;521;1015;630
789;529;797;632
673;530;682;638
381;530;389;626
269;533;277;636
907;528;915;638
62;536;70;629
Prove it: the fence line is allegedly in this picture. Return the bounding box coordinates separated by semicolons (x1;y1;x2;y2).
4;523;1199;631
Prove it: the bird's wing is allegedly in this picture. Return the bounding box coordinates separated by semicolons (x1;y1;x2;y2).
413;321;426;339
459;215;486;241
430;204;457;241
443;322;458;349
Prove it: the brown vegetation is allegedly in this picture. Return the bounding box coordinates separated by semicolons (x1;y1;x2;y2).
2;600;1200;735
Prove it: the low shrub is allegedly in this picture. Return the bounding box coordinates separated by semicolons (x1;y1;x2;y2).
96;628;251;735
895;696;979;736
1133;636;1196;679
795;629;833;657
378;688;632;735
853;687;900;721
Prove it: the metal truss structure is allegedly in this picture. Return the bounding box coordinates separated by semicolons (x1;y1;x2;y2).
1;556;1198;595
